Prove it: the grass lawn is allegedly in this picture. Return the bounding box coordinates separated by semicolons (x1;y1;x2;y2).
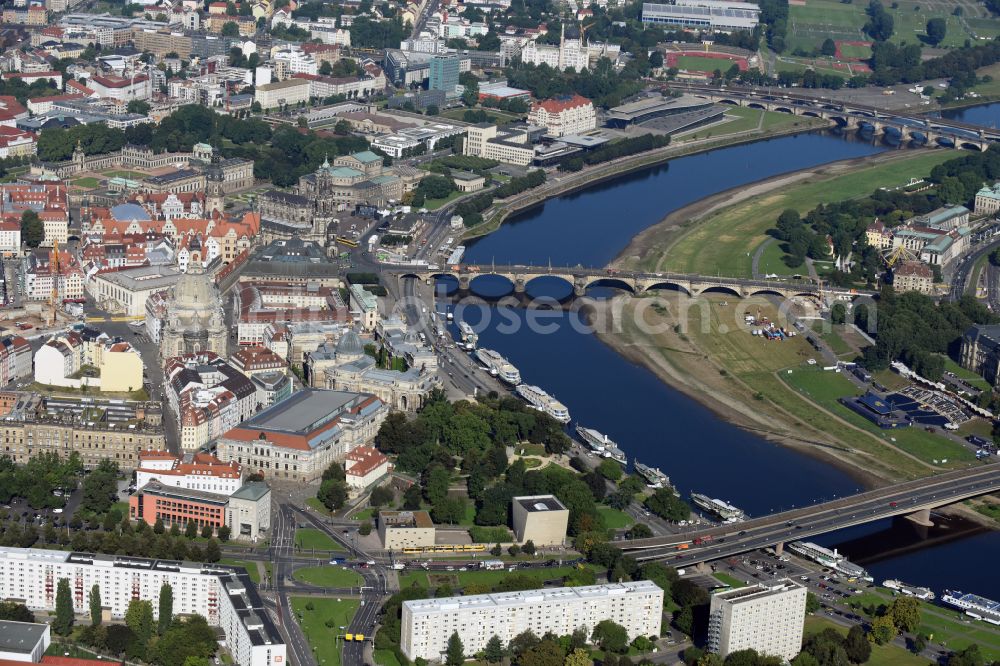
399;564;600;591
787;0;974;52
756;238;803;277
942;356;990;392
374;650;402;666
220;559;260;583
351;506;376;522
306;496;331;514
804;616;930;666
293;565;364;588
291;596;360;666
811;321;853;356
781;366;975;465
839;43;872;59
674;55;741;72
775;58;853;80
677;106;823;141
597;505;634;529
71;177;101;189
102;169;145;180
295;528;345;551
713;572;747;588
424;189;463;210
657;151;955;277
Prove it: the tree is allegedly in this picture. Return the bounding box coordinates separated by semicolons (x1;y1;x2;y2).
20;210;43;248
403;483;423;510
217;525;231;542
926;17;947;45
318;479;348;511
947;644;984;666
888;597;921;634
564;648;590;666
522;539;536;555
597;458;623;481
185;520;198;539
90;584;102;626
158;583;173;635
592;619;629;654
844;625;871;664
127;100;151;115
126;599;155;656
821;38;837;56
201;524;213;539
446;631;465;666
869;614;895;645
831;302;847;325
54;578;74;635
806;592;821;614
221;21;240;37
369;485;394;507
426;104;439;116
484;635;505;663
644;488;690;522
359;521;373;536
154;518;165;534
204;538;221;562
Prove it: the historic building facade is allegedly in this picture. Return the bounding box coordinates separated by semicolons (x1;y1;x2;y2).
160;266;228;358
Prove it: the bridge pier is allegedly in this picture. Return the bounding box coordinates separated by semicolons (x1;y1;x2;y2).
574;280;588;298
513;278;526;295
904;507;934;528
458;275;471;292
774;542;784;556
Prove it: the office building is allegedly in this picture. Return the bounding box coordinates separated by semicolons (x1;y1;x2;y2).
401;581;663;661
528;94;597;137
254;78;310;110
377;510;435;549
88;265;182;317
135;450;244;496
429;54;460;98
511;495;569;545
707;579;807;661
463;123;535;166
0;547;285;666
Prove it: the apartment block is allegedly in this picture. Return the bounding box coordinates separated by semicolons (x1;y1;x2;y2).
707;579;807;661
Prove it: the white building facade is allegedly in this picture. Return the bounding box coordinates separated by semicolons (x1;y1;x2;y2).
707;579;807;662
0;547;285;666
401;582;663;661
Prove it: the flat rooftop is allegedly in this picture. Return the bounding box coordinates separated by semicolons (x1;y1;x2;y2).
714;578;804;604
380;510;434;528
0;620;48;653
238;389;357;434
403;581;662;615
514;495;568;512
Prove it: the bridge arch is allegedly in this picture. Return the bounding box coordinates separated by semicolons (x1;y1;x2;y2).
961;141;985;151
747;102;767;110
643;281;694;297
801;110;822;118
747;288;787;298
522;274;576;295
583;278;637;293
718;98;741;106
773;106;795;114
696;285;742;297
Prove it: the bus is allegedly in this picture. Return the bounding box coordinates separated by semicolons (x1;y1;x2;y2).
482;560;504;570
336;236;359;247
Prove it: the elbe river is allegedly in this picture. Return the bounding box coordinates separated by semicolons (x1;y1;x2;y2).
439;115;1000;597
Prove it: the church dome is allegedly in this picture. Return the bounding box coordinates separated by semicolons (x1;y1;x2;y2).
172;270;217;309
336;330;364;358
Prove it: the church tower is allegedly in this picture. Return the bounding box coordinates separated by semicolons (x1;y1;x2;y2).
205;150;226;215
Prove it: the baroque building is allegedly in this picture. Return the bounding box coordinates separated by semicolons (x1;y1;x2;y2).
160;265;228;357
258;151;423;242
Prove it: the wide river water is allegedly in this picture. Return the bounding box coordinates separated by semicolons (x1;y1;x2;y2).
444;119;1000;598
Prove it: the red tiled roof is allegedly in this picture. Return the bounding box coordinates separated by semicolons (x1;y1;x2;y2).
532;93;592;114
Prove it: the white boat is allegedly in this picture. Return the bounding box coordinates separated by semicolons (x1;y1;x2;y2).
883;579;935;600
787;541;872;582
474;348;521;385
942;590;1000;625
690;493;745;523
575;426;626;464
516;384;570;423
458;321;477;349
634;461;670;488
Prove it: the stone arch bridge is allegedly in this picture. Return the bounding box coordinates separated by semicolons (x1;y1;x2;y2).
390;264;872;300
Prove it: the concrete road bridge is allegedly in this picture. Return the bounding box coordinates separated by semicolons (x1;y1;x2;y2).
618;463;1000;565
666;83;999;151
389;263;874;300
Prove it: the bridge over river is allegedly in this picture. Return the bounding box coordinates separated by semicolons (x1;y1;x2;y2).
618;463;1000;565
665;83;1000;151
388;263;875;300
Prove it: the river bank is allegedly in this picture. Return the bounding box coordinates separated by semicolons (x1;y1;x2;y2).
461;115;831;242
613;147;953;274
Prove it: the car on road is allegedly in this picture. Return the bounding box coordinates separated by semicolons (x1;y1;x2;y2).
889;501;898;508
